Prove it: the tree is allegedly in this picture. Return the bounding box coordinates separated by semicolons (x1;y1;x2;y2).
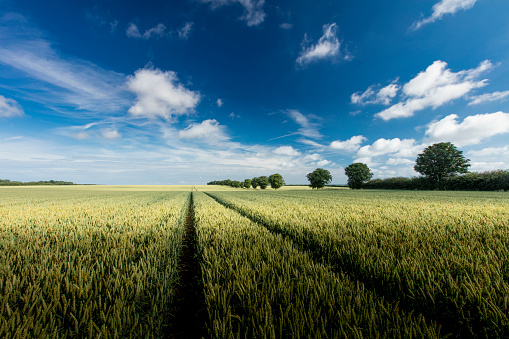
306;168;332;189
230;180;242;188
344;163;373;189
258;176;269;189
251;177;259;189
268;173;285;189
243;179;252;189
414;142;470;190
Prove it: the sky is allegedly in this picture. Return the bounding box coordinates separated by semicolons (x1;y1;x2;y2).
0;0;508;185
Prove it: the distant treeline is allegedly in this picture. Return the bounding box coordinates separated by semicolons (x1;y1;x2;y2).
0;179;75;186
365;170;509;191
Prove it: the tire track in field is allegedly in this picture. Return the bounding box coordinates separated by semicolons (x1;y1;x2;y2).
166;192;207;339
203;192;459;338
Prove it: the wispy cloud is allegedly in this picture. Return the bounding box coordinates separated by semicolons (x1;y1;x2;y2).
296;23;351;66
412;0;478;30
126;23;167;39
351;80;400;105
286;110;322;139
201;0;266;26
468;90;509;105
178;22;194;40
0;95;24;118
0;14;128;118
375;60;492;120
127;68;201;121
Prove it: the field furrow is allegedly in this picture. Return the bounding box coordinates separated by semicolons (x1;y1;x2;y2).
205;189;509;338
194;191;443;338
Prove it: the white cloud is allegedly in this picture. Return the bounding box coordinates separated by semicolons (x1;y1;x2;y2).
468;146;509;157
178;119;229;143
386;158;414;166
296;23;351;66
412;0;478;30
273;146;300;156
127;68;200;120
126;23;166;39
0;15;128;117
316;159;331;166
101;129;122;140
201;0;266;26
425;112;509;146
286;110;322;139
468;90;509;105
216;98;223;107
351;81;400;105
330;135;366;152
178;22;194;40
375;60;492;120
0;95;24;117
280;23;292;30
357;138;419;158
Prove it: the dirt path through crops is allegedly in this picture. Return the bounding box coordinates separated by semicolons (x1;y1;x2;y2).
204;192;461;338
166;193;207;339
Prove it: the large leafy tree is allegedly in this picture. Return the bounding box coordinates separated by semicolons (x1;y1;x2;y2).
243;178;252;189
257;176;270;189
251;177;259;189
268;173;285;189
344;163;373;189
306;168;332;189
414;142;470;189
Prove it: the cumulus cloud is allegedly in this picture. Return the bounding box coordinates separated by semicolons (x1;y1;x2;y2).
330;135;366;152
296;23;351;66
126;23;166;39
468;90;509;105
201;0;266;26
178;119;229;143
375;60;492;121
178;22;194;40
286;110;322;139
101;129;121;140
351;81;400;105
386;158;415;166
468;146;509;157
216;98;223;107
273;146;300;156
127;68;200;120
0;95;24;117
357;138;419;158
412;0;478;30
425;112;509;146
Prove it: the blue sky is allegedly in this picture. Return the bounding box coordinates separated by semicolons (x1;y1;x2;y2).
1;0;508;184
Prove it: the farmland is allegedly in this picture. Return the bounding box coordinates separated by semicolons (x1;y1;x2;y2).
1;186;508;338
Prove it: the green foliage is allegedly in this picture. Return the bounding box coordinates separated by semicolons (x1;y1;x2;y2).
243;178;252;189
196;191;443;338
344;163;373;189
209;189;509;338
230;180;243;188
306;168;332;189
268;173;285;189
251;177;259;189
0;188;189;337
0;179;75;186
415;142;470;189
257;176;269;189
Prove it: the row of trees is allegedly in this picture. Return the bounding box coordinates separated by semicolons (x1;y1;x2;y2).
207;174;285;189
0;179;75;186
344;142;508;191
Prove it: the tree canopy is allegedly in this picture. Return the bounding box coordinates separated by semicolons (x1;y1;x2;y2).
268;173;285;189
257;176;269;189
306;168;332;189
414;142;470;189
344;163;373;189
